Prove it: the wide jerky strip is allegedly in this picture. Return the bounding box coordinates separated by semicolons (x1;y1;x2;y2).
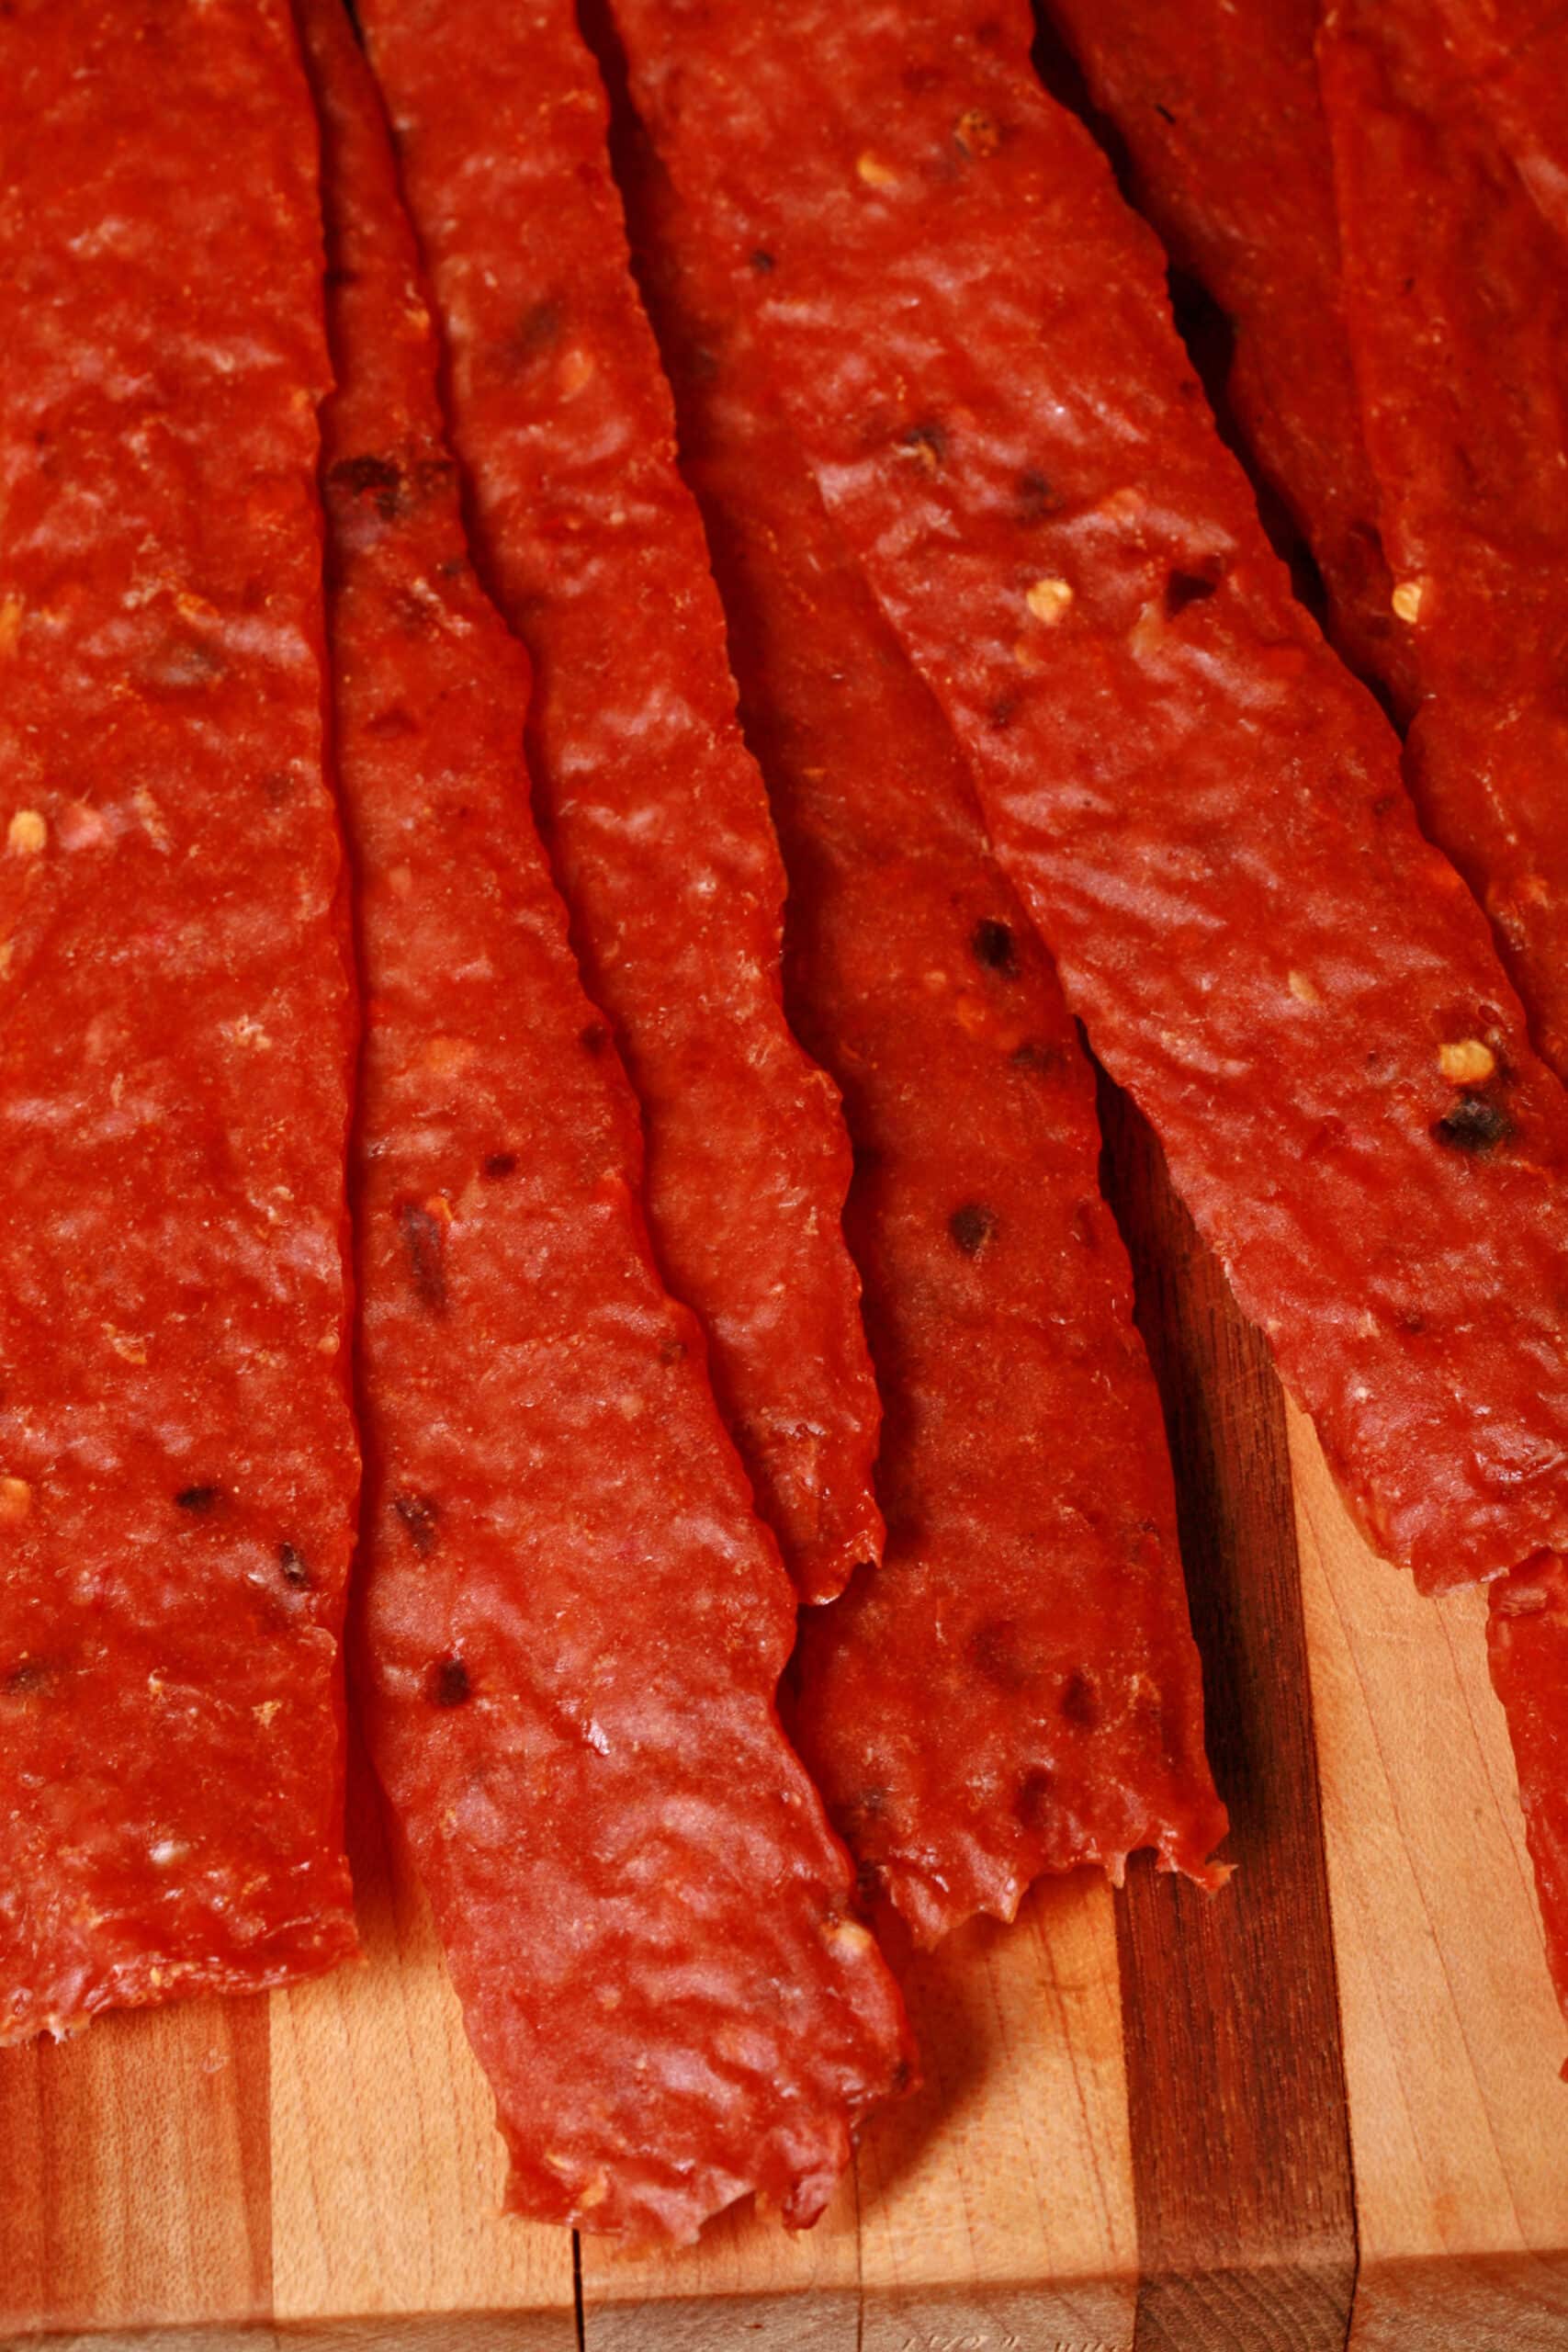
352;0;880;1607
1042;0;1415;713
0;0;358;2038
1319;5;1568;1119
613;0;1568;1598
1318;0;1568;2051
615;125;1226;1939
298;0;908;2245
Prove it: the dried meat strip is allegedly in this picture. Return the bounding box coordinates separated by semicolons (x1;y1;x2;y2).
1427;0;1568;243
297;0;909;2244
1042;0;1416;714
352;0;881;1606
1318;0;1568;2056
0;0;359;2040
611;0;1568;1598
606;95;1226;1939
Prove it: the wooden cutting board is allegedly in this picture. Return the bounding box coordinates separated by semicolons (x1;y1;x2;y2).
3;1099;1565;2352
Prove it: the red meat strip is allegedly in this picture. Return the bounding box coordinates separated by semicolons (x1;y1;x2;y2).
607;98;1226;1940
298;0;910;2245
609;0;1568;1599
1319;0;1568;2055
1043;0;1416;714
352;0;881;1606
1429;0;1568;243
0;0;359;2041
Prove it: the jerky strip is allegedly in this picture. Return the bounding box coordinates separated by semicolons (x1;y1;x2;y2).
1043;0;1416;714
1486;1556;1568;2071
0;0;358;2040
353;0;882;1605
610;0;1568;1598
610;99;1226;1940
299;0;909;2245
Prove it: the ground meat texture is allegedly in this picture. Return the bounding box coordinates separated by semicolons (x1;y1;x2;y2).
297;0;909;2245
611;0;1568;1598
1319;1;1568;1089
0;0;359;2042
608;112;1226;1939
1041;0;1417;717
352;0;882;1608
1487;1555;1568;2061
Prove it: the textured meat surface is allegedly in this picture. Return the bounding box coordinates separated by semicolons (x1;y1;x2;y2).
1043;0;1416;713
612;0;1568;1598
300;0;909;2245
1428;0;1568;243
1320;0;1568;1085
0;0;359;2041
353;0;881;1605
1488;1555;1568;2054
612;112;1226;1942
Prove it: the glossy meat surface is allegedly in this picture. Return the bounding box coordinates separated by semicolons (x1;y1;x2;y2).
0;0;359;2040
301;0;909;2244
612;0;1568;1597
354;0;882;1603
615;112;1226;1941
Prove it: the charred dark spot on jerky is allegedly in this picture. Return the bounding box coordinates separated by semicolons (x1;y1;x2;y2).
855;1857;885;1909
580;1021;609;1057
1010;1039;1062;1076
1398;1308;1426;1335
1015;1767;1055;1827
970;1617;1031;1690
367;705;418;741
330;453;404;520
988;694;1016;730
175;1485;220;1514
750;248;776;274
507;296;564;369
398;1199;448;1313
897;419;948;475
659;1334;687;1365
1433;1091;1513;1154
1165;567;1220;617
888;2059;913;2096
483;1151;518;1181
425;1655;471;1708
393;1492;441;1555
949;1203;998;1256
971;917;1018;977
278;1543;312;1590
1017;469;1056;525
261;769;294;808
4;1657;51;1698
1155;101;1177;125
1061;1670;1101;1730
1371;792;1400;819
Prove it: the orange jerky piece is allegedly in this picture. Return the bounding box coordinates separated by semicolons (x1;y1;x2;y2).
299;0;909;2245
1042;0;1416;713
612;110;1225;1939
353;0;881;1604
0;0;358;2040
612;0;1568;1598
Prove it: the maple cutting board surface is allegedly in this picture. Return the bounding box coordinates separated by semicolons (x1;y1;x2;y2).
3;1100;1566;2352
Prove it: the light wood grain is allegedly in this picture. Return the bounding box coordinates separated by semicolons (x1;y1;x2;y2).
1290;1403;1568;2346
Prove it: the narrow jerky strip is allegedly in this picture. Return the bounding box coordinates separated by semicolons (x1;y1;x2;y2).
297;0;910;2245
0;0;358;2041
1043;0;1416;713
610;104;1226;1941
352;0;881;1606
610;0;1568;1598
1320;0;1568;2055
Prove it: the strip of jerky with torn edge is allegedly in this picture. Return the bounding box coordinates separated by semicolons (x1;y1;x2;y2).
1320;0;1568;2060
610;0;1568;1599
352;0;881;1605
1042;0;1416;714
0;0;359;2041
604;79;1226;1942
297;0;910;2245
